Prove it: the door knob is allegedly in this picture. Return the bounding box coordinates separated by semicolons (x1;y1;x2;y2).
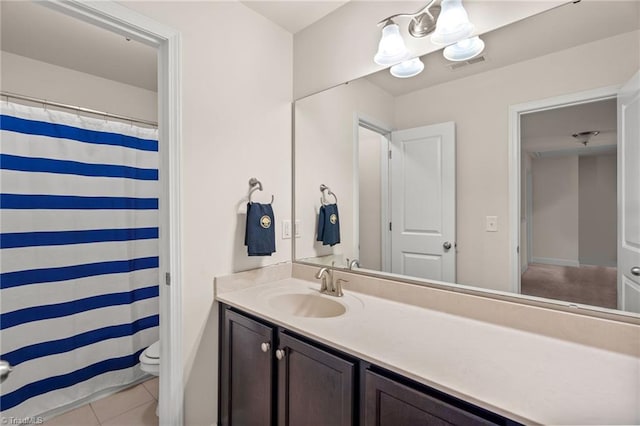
260;342;270;353
275;349;285;360
443;241;452;250
632;267;640;277
0;361;12;384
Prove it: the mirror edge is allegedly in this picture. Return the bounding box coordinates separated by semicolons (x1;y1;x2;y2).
293;260;640;326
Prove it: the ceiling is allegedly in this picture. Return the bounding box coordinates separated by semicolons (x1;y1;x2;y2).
0;1;157;92
521;98;617;155
240;0;350;34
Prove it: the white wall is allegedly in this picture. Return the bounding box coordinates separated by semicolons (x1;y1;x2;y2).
117;2;292;424
532;156;580;266
393;30;638;291
295;78;394;266
1;51;157;122
358;126;383;271
579;154;617;267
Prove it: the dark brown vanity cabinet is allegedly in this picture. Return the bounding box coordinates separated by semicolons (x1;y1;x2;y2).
219;304;519;426
219;305;356;426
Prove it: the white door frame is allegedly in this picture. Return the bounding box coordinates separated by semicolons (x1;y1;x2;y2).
41;1;184;424
353;113;392;272
508;85;619;294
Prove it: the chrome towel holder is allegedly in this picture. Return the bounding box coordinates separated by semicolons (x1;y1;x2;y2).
320;184;338;205
249;177;274;204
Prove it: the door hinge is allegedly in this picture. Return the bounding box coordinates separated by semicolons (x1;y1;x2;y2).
388;150;392;159
165;272;171;286
517;246;520;254
389;222;392;231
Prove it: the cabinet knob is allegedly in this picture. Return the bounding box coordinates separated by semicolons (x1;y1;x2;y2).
260;342;270;353
275;349;285;360
631;266;640;277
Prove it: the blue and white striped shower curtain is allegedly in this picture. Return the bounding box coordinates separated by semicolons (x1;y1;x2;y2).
0;102;159;418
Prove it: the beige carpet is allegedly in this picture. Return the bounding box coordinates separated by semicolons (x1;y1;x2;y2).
521;263;617;309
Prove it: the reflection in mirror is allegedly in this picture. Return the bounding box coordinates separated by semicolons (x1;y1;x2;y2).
294;0;640;317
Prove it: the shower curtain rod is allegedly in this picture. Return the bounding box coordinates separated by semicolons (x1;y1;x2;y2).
1;91;158;127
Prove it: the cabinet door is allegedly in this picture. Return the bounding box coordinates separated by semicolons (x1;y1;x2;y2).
277;332;355;426
220;308;275;426
364;370;497;426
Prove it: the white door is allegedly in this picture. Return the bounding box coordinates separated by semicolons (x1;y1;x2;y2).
390;122;456;282
618;71;640;313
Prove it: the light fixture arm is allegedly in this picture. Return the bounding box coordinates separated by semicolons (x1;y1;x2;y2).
377;0;437;26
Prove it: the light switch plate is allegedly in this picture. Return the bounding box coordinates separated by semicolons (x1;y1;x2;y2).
486;216;498;232
282;220;291;239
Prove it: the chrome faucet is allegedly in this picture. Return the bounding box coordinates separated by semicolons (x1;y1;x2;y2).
315;267;344;297
348;258;360;270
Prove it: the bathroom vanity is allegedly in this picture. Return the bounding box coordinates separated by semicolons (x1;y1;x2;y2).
219;304;513;426
214;264;640;426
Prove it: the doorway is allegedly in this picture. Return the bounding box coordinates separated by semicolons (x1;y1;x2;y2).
0;1;183;423
355;117;391;273
512;90;619;310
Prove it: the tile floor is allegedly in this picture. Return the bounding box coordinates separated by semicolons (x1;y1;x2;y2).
44;378;159;426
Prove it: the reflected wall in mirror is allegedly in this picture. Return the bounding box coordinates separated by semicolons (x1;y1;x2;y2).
294;0;640;316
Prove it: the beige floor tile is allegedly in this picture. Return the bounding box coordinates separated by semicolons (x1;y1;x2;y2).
90;384;154;423
101;401;158;426
44;404;99;426
142;377;159;400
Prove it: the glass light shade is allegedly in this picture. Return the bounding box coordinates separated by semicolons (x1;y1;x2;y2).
443;36;485;61
390;57;424;78
431;0;474;45
374;22;411;66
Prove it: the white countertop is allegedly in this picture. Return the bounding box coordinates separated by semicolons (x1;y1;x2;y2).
215;277;640;425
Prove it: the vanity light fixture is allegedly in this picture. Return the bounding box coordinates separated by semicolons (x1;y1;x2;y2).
374;20;411;66
572;131;600;146
390;57;425;78
375;0;480;78
443;36;485;61
431;0;475;45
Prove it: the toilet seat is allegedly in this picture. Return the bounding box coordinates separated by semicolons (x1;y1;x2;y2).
139;341;160;376
141;341;160;363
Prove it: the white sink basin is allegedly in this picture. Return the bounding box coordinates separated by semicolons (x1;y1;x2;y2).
268;293;347;318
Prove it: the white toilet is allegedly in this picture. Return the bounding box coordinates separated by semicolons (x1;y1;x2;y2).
139;340;160;415
139;340;160;375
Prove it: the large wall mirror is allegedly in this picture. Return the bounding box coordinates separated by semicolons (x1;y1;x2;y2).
294;0;640;319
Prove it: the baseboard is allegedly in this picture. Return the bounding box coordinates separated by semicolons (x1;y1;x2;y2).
579;260;617;268
531;257;580;268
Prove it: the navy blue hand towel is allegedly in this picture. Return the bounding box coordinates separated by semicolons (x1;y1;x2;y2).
245;202;275;256
317;203;340;246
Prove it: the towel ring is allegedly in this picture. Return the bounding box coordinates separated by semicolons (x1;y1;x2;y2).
320;184;338;206
249;177;274;204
